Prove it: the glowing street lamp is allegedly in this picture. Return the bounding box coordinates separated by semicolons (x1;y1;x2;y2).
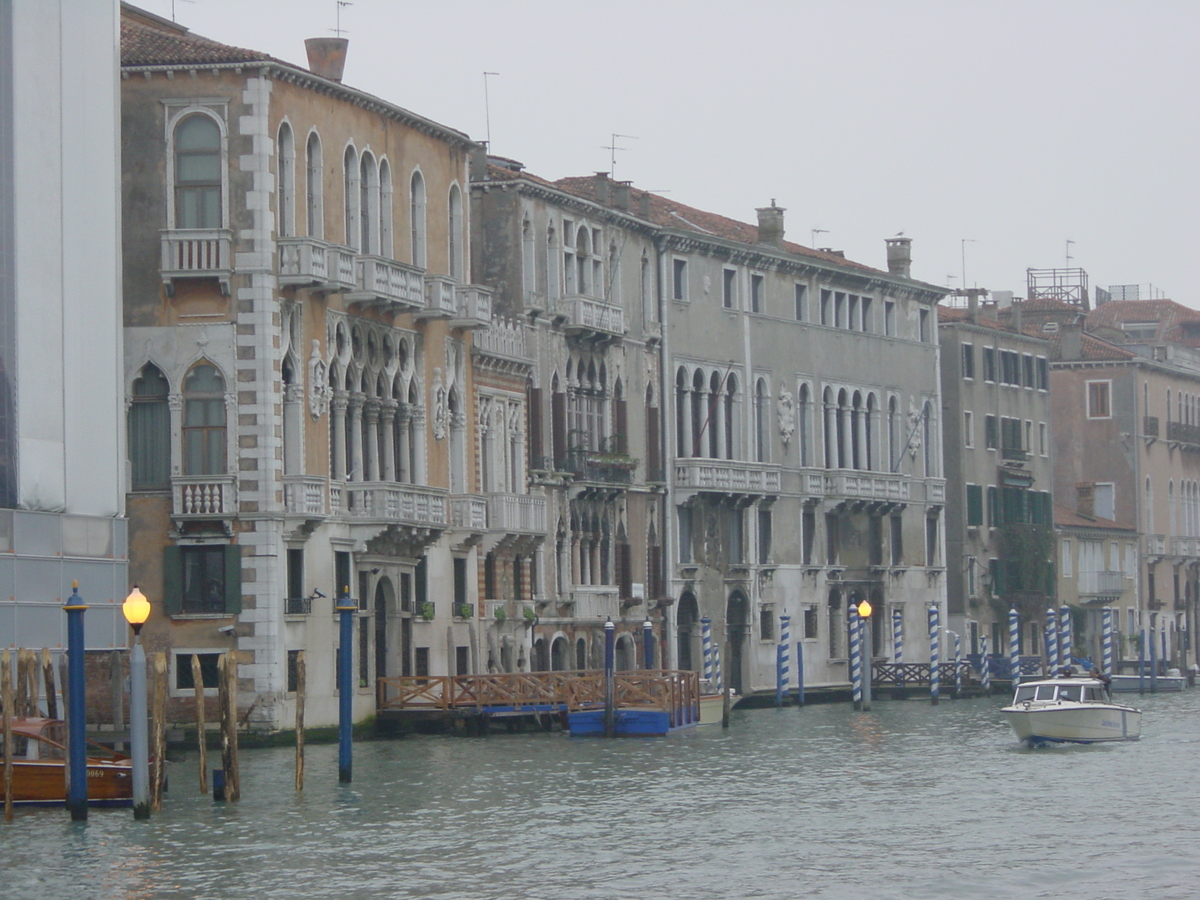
122;586;151;819
857;598;873;710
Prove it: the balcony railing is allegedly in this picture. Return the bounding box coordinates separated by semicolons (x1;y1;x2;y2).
283;475;327;517
1168;420;1200;448
284;595;312;616
1144;415;1160;438
347;256;424;312
172;474;237;518
1000;446;1028;462
674;458;781;494
337;481;447;526
453;285;493;327
1079;570;1126;599
487;493;547;534
450;495;488;531
1172;537;1200;558
278;237;356;292
561;452;638;485
422;275;457;317
161;228;232;293
473;317;531;361
562;295;626;338
1144;534;1166;557
823;473;910;502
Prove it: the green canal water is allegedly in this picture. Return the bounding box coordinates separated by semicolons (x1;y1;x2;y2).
4;690;1200;900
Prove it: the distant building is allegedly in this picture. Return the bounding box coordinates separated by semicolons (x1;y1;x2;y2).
938;297;1054;661
1;0;128;655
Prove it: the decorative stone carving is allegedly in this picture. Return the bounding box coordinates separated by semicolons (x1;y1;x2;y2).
308;339;331;420
777;384;795;448
431;367;448;440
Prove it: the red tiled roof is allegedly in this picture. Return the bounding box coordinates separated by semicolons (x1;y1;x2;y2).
121;10;278;67
550;175;884;274
1054;503;1135;532
1086;299;1200;348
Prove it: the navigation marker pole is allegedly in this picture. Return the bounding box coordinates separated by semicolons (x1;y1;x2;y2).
701;617;713;684
1046;608;1059;675
928;603;939;705
777;615;790;707
849;604;862;710
1059;604;1072;671
980;633;991;695
892;608;903;663
1009;607;1020;687
1102;607;1113;677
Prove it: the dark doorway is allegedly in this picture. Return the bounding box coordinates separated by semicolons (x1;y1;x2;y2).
726;591;750;694
677;591;699;671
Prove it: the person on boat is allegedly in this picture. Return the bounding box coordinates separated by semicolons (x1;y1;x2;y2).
1089;667;1111;687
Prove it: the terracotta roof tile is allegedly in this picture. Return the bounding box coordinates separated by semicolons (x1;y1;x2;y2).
1054;503;1135;532
121;13;277;67
1086;299;1200;348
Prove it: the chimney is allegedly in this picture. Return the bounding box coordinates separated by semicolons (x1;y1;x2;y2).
967;290;978;324
1076;482;1095;520
638;191;651;219
756;200;785;249
470;145;488;182
305;37;349;82
613;180;632;212
1061;322;1083;360
885;237;912;278
591;172;611;206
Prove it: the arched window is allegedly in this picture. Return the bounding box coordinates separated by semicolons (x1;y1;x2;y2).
173;114;222;229
798;383;812;467
359;151;378;256
305;131;323;239
343;145;360;251
129;363;171;490
410;170;427;268
277;122;295;238
521;216;536;298
709;371;724;459
379;159;393;259
448;183;464;281
182;363;226;475
675;368;689;459
888;396;899;472
755;378;769;463
865;393;877;471
922;400;935;477
576;226;590;295
851;391;863;470
1145;476;1154;534
724;374;738;460
823;387;835;469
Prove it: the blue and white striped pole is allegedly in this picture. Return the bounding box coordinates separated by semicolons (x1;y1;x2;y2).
701;616;713;683
1059;603;1072;671
892;607;904;663
949;630;961;697
1046;607;1059;675
713;645;723;694
929;603;940;705
795;637;805;707
1102;607;1114;677
1009;607;1020;686
777;615;790;707
980;633;991;694
849;605;862;710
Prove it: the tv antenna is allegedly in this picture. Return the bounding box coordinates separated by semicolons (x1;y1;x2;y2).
170;0;195;22
1065;239;1075;268
482;72;499;149
333;1;352;37
603;134;638;178
811;228;828;248
961;238;975;288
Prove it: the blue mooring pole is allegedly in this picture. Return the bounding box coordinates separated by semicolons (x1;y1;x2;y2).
795;638;805;707
604;617;616;738
337;589;355;783
64;583;88;821
642;617;654;669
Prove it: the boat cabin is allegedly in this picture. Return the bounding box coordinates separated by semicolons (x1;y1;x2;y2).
1013;681;1110;704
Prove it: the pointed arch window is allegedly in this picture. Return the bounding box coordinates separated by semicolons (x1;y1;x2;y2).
410;170;427;268
277;122;295;238
343;145;360;251
448;184;464;281
129;363;171;490
755;379;770;463
379;159;394;259
305;131;324;239
174;114;222;229
360;151;378;256
182;363;227;476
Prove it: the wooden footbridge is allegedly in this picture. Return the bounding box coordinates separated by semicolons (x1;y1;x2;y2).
376;669;700;735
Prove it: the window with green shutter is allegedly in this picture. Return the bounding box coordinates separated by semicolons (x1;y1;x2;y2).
966;484;983;527
163;544;242;616
987;486;999;527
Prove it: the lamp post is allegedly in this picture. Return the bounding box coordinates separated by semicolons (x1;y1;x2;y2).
337;587;355;783
857;599;872;711
122;586;151;820
64;582;88;821
603;617;616;738
642;617;654;670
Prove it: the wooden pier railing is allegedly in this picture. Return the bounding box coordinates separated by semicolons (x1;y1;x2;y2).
377;669;700;724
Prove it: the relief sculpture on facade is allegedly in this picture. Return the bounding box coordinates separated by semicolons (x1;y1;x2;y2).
308;339;331;420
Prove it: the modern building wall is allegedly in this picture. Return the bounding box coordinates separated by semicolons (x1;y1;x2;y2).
1;0;128;655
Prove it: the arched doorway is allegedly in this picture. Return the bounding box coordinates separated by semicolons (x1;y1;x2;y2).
532;636;549;671
615;633;636;671
726;591;750;694
575;637;588;670
551;635;569;671
677;591;699;671
373;577;395;680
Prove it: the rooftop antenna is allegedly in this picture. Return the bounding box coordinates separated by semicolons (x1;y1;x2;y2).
1065;239;1075;268
333;0;352;37
961;238;975;288
811;227;828;248
170;0;195;22
482;72;499;149
603;134;638;178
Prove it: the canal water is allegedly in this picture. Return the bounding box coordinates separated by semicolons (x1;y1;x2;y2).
4;690;1200;900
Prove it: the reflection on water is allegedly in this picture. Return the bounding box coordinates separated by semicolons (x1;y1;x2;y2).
4;690;1200;899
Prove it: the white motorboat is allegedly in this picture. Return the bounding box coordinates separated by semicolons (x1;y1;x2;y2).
1109;672;1186;693
1001;675;1141;746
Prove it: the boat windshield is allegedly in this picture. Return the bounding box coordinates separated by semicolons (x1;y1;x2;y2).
1014;684;1062;702
1057;685;1082;702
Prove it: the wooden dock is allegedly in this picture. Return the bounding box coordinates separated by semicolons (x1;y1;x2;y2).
376;669;700;736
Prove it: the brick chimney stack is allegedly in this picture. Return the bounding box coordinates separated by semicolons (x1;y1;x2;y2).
305;37;348;82
593;172;610;205
1076;482;1096;520
756;200;785;248
886;236;912;278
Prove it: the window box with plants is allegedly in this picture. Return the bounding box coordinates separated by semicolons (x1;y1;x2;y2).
417;601;436;621
454;602;473;620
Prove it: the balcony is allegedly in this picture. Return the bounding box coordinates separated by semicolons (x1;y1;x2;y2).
473;317;531;363
284;595;312;616
450;495;488;531
1144;534;1166;558
419;274;457;318
346;255;424;313
1144;415;1160;438
337;481;447;527
674;458;781;495
562;452;638;486
172;474;237;518
282;475;327;518
1168;420;1200;449
487;493;547;534
1000;446;1028;463
278;237;356;292
562;295;626;341
823;473;910;502
1079;570;1126;601
452;285;493;329
161;228;232;295
1172;537;1200;559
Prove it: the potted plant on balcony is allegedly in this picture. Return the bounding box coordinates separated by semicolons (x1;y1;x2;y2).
455;602;473;619
493;607;507;623
418;601;435;621
523;605;537;624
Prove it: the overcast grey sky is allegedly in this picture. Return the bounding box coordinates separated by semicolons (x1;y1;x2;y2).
136;0;1199;303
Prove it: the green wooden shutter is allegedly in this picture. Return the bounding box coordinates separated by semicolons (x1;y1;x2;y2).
163;545;183;616
966;484;983;527
990;557;1004;595
224;544;243;615
987;486;999;526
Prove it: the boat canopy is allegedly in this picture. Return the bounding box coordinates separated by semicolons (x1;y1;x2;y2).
1013;682;1110;703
